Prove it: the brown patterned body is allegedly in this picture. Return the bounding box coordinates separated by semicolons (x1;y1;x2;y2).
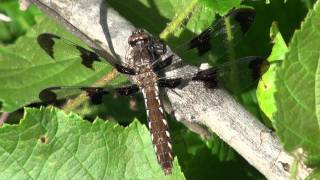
143;84;173;174
127;29;173;174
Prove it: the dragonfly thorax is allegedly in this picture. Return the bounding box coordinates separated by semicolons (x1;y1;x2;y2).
132;65;158;88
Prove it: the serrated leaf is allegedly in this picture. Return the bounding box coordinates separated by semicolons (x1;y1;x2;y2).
257;22;288;122
274;0;320;170
0;17;122;112
0;107;184;179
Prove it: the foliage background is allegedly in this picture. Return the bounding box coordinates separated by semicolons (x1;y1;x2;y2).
0;0;319;179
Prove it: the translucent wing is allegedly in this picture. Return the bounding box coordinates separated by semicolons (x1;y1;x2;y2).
37;33;138;74
170;8;256;65
158;56;269;94
39;85;140;105
186;8;256;55
37;33;101;69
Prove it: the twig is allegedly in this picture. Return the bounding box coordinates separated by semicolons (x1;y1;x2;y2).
159;0;198;39
63;69;118;112
0;13;11;22
27;0;311;179
19;0;31;11
0;112;10;126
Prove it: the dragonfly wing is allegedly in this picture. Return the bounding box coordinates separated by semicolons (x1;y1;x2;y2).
39;86;109;105
37;33;60;58
209;56;269;93
158;56;269;93
37;33;101;69
187;8;256;56
39;84;140;105
168;8;256;67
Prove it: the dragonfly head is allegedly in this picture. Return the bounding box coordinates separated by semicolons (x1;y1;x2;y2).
128;29;150;47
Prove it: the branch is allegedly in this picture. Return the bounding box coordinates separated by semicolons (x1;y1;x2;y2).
27;0;311;179
0;13;11;22
0;112;9;126
19;0;31;11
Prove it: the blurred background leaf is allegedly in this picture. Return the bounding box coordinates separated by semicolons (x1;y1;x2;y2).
0;0;40;44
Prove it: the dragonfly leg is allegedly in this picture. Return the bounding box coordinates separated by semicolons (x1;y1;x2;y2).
115;85;140;96
114;64;136;75
158;78;182;88
152;55;174;72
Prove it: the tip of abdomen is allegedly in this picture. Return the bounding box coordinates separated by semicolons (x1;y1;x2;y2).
163;161;172;175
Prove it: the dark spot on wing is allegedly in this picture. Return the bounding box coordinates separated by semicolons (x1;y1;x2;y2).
158;78;183;88
187;8;256;56
80;87;109;105
37;33;101;69
37;33;61;58
231;8;256;33
114;64;136;75
187;28;212;56
204;80;219;89
193;68;217;81
39;87;59;104
192;68;219;88
248;57;269;80
75;46;101;69
116;85;140;96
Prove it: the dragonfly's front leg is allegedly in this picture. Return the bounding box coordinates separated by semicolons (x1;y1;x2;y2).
114;64;137;75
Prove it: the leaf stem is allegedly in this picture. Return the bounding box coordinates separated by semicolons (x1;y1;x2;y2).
159;0;199;40
63;69;118;112
0;112;9;126
224;16;239;90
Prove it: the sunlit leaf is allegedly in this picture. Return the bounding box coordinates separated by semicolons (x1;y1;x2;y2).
0;107;184;179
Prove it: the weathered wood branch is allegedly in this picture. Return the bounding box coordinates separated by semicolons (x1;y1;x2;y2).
0;14;11;22
27;0;311;179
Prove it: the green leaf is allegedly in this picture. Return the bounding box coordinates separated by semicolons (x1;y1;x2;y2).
301;0;318;9
274;0;320;170
0;107;184;179
0;0;39;44
0;17;117;112
308;168;320;179
257;22;288;122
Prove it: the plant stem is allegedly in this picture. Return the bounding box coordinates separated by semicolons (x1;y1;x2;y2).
159;0;199;40
0;112;9;126
63;69;118;112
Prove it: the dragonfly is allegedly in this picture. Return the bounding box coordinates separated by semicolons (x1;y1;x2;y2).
37;8;268;175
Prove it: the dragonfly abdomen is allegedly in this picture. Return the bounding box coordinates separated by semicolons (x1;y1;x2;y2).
142;85;173;175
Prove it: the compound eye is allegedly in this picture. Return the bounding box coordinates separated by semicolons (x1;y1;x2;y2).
129;40;137;46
